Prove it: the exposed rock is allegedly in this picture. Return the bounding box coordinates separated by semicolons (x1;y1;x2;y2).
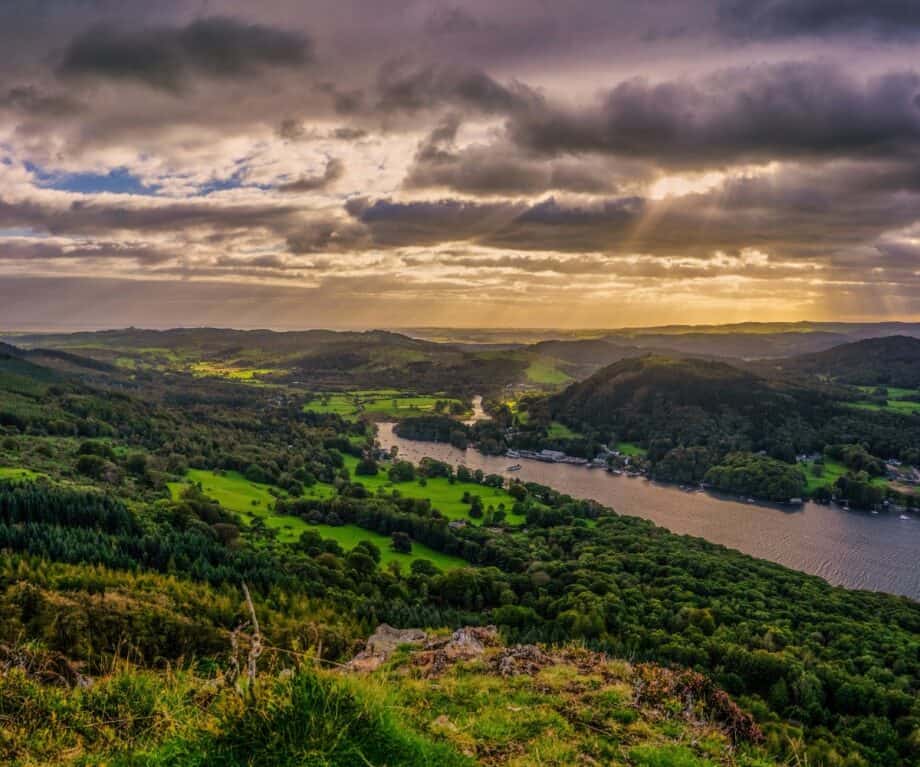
424;625;500;653
410;625;501;676
490;644;553;677
633;663;763;745
347;624;427;672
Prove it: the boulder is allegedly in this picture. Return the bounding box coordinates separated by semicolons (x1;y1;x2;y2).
347;624;427;672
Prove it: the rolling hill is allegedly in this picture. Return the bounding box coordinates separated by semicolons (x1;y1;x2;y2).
764;335;920;388
547;355;842;468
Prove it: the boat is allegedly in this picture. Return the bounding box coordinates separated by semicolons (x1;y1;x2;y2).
506;450;521;459
506;464;522;472
900;514;911;520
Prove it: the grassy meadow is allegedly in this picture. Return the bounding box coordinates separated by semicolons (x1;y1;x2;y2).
615;442;648;457
848;385;920;415
304;390;470;420
342;454;525;526
0;467;44;480
169;468;467;570
524;357;572;385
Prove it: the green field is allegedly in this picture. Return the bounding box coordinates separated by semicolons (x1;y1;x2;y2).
0;467;44;481
513;410;580;440
189;361;283;382
343;455;525;526
847;399;920;415
301;523;467;570
802;457;888;493
168;469;334;540
849;386;920;415
803;458;848;493
304;391;469;420
169;469;465;569
546;421;579;439
303;393;360;417
524;357;572;385
615;442;648;457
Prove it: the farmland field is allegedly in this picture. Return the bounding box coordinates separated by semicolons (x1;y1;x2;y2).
168;469;333;538
845;400;920;415
342;454;525;525
524;357;572;385
298;523;467;569
0;467;43;480
849;385;920;415
304;391;469;420
545;421;579;439
803;458;848;493
168;468;465;569
189;361;283;382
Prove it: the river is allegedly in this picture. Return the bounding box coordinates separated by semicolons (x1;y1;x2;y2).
377;423;920;600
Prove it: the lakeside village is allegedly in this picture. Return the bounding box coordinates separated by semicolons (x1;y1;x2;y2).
500;447;920;512
370;437;920;512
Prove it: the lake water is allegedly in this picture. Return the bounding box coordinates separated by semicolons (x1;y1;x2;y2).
377;423;920;600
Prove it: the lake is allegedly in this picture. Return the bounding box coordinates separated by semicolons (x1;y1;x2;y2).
377;423;920;600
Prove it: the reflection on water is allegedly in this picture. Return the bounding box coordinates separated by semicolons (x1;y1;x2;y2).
378;423;920;600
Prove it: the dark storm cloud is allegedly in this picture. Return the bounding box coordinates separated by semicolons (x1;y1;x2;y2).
0;85;83;117
719;0;920;40
0;239;174;265
403;115;623;195
375;62;532;114
508;62;920;167
0;197;301;237
346;196;524;247
58;16;312;91
348;153;920;258
345;195;650;252
278;158;345;192
286;216;371;254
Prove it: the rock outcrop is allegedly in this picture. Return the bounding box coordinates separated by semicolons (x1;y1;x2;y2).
346;624;427;672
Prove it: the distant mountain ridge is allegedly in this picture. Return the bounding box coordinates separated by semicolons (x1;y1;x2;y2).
763;335;920;388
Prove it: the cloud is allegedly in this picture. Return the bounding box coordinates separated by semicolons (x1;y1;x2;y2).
278;158;345;192
403;115;624;195
58;16;312;91
508;62;920;167
719;0;920;40
0;238;174;265
350;153;920;260
1;2;920;326
0;85;83;117
374;61;532;114
0;196;302;238
286;215;371;253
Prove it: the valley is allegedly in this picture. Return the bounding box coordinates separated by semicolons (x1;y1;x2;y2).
1;324;919;766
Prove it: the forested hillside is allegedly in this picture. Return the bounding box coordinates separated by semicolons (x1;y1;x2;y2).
763;336;920;388
0;346;917;765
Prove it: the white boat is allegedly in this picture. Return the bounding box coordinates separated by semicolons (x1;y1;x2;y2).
900;514;911;520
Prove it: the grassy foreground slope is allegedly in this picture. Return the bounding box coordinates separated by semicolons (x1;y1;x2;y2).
1;632;780;767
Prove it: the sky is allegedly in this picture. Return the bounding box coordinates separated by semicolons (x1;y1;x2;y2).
2;1;920;330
